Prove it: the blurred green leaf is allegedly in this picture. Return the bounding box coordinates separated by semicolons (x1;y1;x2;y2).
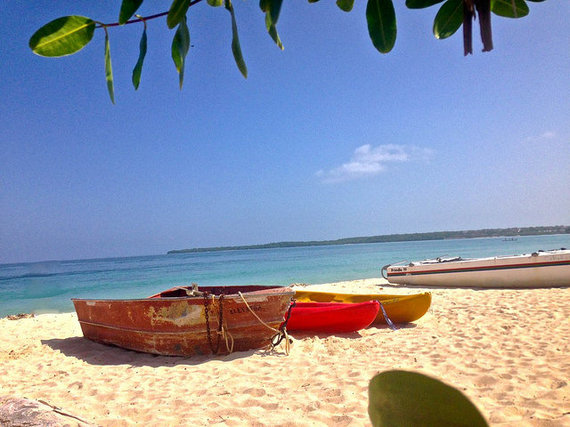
29;16;95;57
433;0;463;39
366;0;397;53
104;30;115;104
225;0;248;78
171;18;190;89
168;0;191;29
492;0;529;18
260;0;284;50
308;0;321;3
119;0;144;25
336;0;355;12
208;0;224;6
132;25;147;90
368;370;488;427
406;0;445;9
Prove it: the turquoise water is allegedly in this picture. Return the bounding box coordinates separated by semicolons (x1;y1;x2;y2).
1;234;567;318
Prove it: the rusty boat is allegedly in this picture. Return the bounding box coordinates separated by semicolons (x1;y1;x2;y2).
72;285;295;356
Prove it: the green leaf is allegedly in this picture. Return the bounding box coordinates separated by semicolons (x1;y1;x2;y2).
368;371;489;427
433;0;463;39
168;0;191;29
366;0;397;54
104;30;115;104
336;0;355;12
119;0;144;25
225;0;248;78
171;18;190;89
406;0;445;9
208;0;224;6
492;0;529;18
132;26;147;90
260;0;284;50
29;16;95;57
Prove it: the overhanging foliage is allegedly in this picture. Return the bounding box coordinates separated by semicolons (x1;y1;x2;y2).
29;0;546;103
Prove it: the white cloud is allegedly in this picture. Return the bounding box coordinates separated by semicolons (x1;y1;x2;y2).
525;130;557;143
540;131;556;139
316;144;433;183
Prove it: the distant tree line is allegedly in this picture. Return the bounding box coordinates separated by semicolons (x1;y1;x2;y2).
167;225;569;254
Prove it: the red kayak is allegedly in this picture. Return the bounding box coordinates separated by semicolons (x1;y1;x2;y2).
286;301;380;333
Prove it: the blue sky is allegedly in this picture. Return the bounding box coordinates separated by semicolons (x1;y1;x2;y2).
1;1;569;264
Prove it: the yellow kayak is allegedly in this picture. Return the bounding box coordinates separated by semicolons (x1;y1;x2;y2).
293;289;431;324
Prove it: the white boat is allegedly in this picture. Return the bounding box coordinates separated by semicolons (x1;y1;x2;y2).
382;248;570;288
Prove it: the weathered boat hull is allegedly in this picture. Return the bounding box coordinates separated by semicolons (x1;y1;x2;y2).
287;301;380;333
293;290;431;324
384;249;570;288
72;285;294;356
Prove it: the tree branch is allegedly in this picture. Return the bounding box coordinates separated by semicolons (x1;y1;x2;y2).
96;0;204;28
475;0;493;52
463;0;474;55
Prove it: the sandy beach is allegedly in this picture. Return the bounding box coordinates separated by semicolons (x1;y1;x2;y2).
1;278;568;426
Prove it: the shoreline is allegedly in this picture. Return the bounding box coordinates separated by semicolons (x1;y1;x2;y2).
1;279;568;426
166;227;569;254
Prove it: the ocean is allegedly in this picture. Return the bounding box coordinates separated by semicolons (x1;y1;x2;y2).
1;234;568;318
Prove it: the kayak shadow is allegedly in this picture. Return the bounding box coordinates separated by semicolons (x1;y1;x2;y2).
41;337;260;367
372;322;418;330
287;331;366;340
285;322;418;339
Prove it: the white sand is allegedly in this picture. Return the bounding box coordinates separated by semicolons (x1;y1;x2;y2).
1;278;568;426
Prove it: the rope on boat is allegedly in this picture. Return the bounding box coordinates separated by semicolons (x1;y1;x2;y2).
378;301;398;331
381;264;390;280
238;291;293;355
215;294;235;354
271;300;295;355
220;323;234;354
381;261;409;281
204;293;230;354
237;291;279;333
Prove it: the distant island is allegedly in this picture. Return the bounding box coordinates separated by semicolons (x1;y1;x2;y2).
167;225;569;254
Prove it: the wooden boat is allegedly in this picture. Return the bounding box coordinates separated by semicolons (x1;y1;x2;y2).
286;301;379;333
72;285;294;356
382;248;570;288
293;289;431;324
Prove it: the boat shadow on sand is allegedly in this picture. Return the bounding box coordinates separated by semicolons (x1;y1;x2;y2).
40;337;281;367
40;324;411;367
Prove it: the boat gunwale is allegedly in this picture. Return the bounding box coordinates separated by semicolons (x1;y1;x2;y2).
387;258;570;277
294;290;431;301
392;249;570;270
72;287;294;303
